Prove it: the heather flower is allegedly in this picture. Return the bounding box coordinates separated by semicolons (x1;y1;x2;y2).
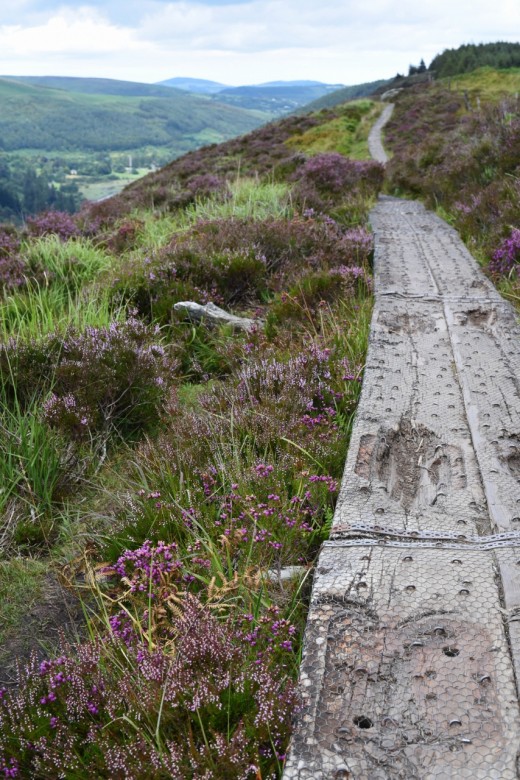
3;317;172;438
187;173;229;200
26;211;80;240
489;227;520;277
0;597;298;778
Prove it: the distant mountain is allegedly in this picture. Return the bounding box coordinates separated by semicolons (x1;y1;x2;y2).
0;77;265;153
256;80;343;88
157;78;346;115
157;77;229;94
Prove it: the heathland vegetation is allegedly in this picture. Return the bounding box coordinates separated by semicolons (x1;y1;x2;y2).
0;76;266;221
0;44;519;777
0;98;383;778
384;65;520;301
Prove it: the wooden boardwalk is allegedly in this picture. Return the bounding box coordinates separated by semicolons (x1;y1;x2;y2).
284;113;520;779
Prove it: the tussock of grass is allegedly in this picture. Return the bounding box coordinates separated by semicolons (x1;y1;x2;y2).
21;235;112;290
0;285;124;341
188;178;294;222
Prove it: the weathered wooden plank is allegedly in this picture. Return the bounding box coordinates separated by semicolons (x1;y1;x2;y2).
284;545;520;779
334;297;489;537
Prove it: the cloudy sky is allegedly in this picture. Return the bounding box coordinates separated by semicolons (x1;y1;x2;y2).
0;0;518;87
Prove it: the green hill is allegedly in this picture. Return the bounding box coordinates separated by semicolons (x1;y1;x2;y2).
0;77;265;153
295;79;392;113
2;75;185;98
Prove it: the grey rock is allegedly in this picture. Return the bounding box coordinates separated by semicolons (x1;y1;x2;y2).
173;301;261;332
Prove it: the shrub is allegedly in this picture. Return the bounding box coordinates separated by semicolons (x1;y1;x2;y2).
489;227;520;276
0;227;27;293
0;318;171;440
187;173;229;200
111;214;374;325
26;210;81;241
291;154;384;217
0;596;297;779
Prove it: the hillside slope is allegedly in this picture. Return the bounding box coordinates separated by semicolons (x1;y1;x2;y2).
0;77;265;153
384;67;520;290
210;83;344;114
3;75;185;98
295;79;391;113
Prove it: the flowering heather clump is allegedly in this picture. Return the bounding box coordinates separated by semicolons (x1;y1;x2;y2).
489;228;520;276
46;318;170;438
291;154;383;217
1;318;171;438
187;173;229;200
26;210;80;240
113;214;373;325
127;337;363;553
0;227;21;259
294;153;383;195
105;219;144;254
0;255;27;293
0;228;27;292
0;597;297;779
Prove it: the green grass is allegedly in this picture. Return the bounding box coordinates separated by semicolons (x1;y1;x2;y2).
444;66;520;101
21;236;111;288
0;395;67;540
187;178;294;221
0;236;123;340
0;285;124;341
135;178;295;251
286;100;382;159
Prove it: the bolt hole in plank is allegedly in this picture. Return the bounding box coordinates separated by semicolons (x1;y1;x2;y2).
443;646;460;657
353;716;373;729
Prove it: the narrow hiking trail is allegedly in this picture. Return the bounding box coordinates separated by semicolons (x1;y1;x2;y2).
284;106;520;778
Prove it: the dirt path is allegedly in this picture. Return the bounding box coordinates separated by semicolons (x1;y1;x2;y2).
284;113;520;778
367;103;394;163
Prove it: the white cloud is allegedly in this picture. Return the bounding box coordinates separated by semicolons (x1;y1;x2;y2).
0;0;518;84
0;7;147;59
